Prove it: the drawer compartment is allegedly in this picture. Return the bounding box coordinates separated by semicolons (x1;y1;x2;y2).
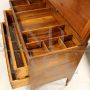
1;23;29;88
44;37;66;51
4;11;29;79
16;8;59;32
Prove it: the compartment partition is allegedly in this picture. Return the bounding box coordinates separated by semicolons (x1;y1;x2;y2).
60;35;76;48
44;37;66;51
28;41;49;57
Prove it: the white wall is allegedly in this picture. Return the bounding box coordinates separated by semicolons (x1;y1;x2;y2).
0;0;10;22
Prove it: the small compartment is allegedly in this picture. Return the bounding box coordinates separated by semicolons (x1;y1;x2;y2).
23;25;66;43
60;35;76;48
27;41;49;57
4;11;27;68
15;8;59;32
7;20;24;67
44;37;66;51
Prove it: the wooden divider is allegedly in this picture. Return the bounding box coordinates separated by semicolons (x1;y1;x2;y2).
29;41;49;57
25;34;77;59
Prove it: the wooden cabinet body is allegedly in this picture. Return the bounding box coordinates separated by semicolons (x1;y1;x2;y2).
1;0;90;89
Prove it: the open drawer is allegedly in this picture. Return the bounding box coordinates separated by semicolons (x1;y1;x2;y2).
4;11;29;79
1;23;30;88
